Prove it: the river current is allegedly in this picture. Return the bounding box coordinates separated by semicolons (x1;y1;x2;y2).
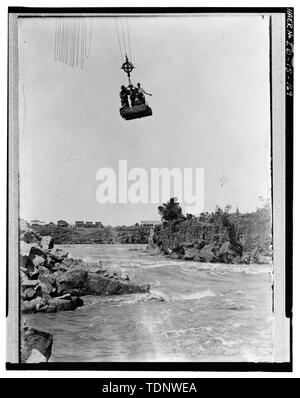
25;244;274;362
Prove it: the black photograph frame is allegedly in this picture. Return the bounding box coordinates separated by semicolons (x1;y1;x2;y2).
6;6;293;372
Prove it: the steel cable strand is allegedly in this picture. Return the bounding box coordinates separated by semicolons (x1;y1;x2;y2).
114;18;123;60
85;18;93;58
121;18;128;56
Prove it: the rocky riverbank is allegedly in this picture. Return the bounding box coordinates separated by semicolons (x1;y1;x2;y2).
151;204;272;265
20;225;150;315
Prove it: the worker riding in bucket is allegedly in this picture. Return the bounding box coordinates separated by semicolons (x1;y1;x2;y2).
136;82;152;105
120;85;130;108
120;83;152;108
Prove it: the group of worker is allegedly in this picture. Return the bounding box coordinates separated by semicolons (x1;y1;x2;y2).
120;83;152;108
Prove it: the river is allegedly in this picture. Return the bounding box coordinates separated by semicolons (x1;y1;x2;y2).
24;244;274;362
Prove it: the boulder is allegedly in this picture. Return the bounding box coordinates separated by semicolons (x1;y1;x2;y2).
38;266;56;295
257;254;272;264
19;243;45;273
232;256;242;264
21;256;39;278
39;265;56;283
21;325;53;363
19;219;30;232
56;269;89;296
217;241;241;263
38;282;55;296
43;255;56;272
240;254;252;264
26;349;47;363
165;238;182;252
21;293;83;313
45;263;59;273
44;296;84;312
49;248;69;262
41;236;54;250
28;253;46;268
198;244;217;263
56;268;151;297
29;267;40;280
21;297;45;313
29;244;45;258
21;279;39;288
183;247;199;261
119;272;130;281
51;270;63;280
23;288;37;301
20;270;29;284
60;257;74;268
21;301;36;314
88;274;117;295
88;273;150;295
20;241;33;257
58;263;70;273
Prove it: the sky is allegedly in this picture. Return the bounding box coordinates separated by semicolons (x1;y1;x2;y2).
19;14;271;226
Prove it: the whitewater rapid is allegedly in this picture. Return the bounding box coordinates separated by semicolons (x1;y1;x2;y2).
25;244;274;362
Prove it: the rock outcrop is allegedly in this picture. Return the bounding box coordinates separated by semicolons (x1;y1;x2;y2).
21;322;53;363
56;268;150;297
152;205;272;265
197;244;217;262
20;226;151;314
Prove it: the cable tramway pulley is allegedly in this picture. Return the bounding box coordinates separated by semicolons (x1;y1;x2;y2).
121;55;134;85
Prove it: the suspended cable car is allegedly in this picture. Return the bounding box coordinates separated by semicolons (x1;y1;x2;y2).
119;55;153;121
114;18;153;120
120;103;152;120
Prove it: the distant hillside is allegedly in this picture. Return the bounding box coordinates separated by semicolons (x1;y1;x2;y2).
31;224;153;244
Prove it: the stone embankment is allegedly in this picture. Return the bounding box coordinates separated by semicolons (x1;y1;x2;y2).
20;224;150;315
